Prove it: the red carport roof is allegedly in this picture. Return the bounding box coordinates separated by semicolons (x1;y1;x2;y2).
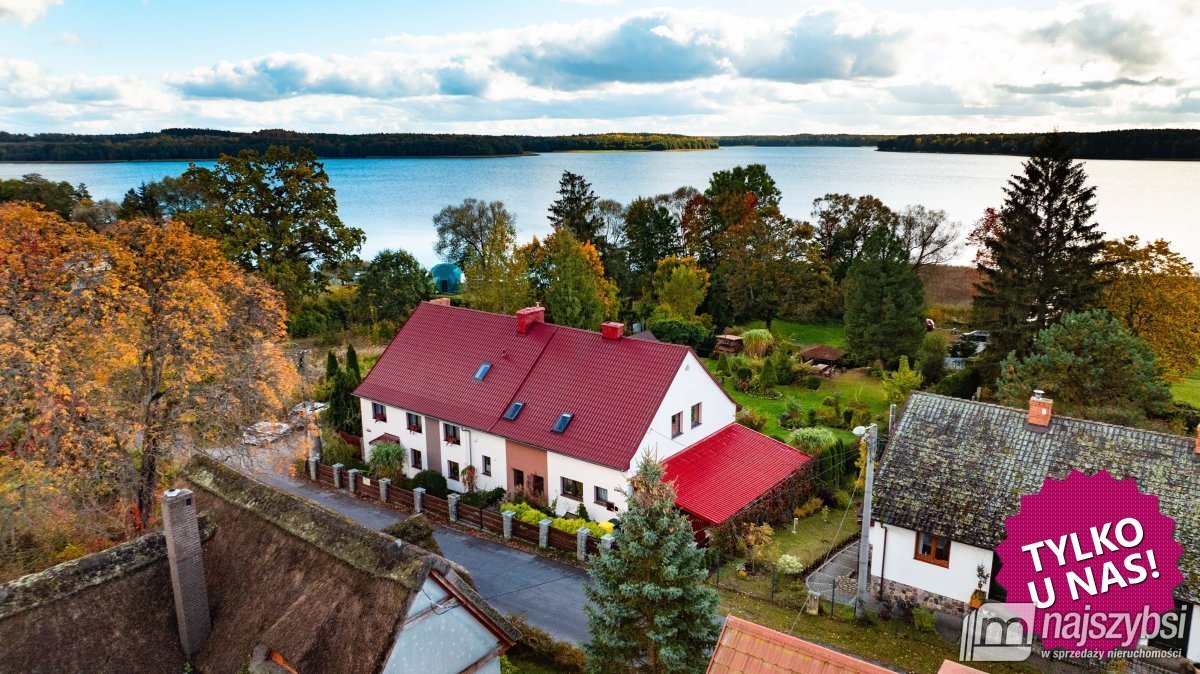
708;616;894;673
662;423;812;525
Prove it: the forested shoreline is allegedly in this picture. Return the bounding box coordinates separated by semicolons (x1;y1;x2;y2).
877;129;1200;160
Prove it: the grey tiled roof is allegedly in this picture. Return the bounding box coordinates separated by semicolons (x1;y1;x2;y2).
874;392;1200;603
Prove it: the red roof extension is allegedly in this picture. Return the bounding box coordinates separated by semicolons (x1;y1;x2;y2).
662;423;813;526
355;302;733;471
708;616;894;674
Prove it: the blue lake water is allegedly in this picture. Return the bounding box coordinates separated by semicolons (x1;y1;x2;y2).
4;146;1198;266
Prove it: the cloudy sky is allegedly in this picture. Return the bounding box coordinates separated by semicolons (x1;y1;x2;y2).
2;0;1198;134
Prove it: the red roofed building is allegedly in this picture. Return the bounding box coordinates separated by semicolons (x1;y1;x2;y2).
354;301;809;523
662;423;813;528
708;616;895;673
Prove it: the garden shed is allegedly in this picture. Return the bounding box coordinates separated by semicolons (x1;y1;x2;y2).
430;263;463;294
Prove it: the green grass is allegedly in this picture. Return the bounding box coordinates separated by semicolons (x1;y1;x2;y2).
741;319;847;348
716;590;1040;674
1172;369;1200;407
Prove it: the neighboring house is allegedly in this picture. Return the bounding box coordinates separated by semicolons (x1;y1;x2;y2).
870;391;1200;662
708;615;895;673
0;456;517;674
430;263;463;295
356;301;811;524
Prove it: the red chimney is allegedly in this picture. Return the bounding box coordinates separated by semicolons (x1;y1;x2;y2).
429;298;452;306
516;306;545;334
1194;423;1199;455
601;322;624;340
1027;389;1053;427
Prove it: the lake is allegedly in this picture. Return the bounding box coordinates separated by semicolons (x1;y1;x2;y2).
4;146;1198;267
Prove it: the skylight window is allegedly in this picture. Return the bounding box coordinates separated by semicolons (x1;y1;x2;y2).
473;362;491;381
504;401;524;420
551;413;573;433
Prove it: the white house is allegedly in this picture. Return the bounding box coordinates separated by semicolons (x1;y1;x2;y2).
870;391;1200;663
355;300;810;525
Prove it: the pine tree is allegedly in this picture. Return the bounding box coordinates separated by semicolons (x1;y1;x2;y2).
973;133;1106;362
549;171;600;244
345;343;361;380
843;226;925;367
585;455;719;674
325;350;339;380
325;344;363;435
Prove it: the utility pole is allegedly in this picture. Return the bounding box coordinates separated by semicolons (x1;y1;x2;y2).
854;422;878;619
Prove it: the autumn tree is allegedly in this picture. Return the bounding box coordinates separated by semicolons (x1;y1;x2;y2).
179;146;365;308
895;204;960;271
844;226;926;367
433;198;516;270
355;248;433;324
882;356;924;405
810;193;897;281
461;220;535;314
1098;237;1200;381
649;256;709;320
585;454;719;674
538;231;618;329
721;205;828;328
549;171;600;244
973;134;1107;362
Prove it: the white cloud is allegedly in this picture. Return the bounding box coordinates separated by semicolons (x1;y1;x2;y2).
0;0;62;23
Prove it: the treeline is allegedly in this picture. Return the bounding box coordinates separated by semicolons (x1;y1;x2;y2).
718;134;891;147
0;129;717;161
877;129;1200;160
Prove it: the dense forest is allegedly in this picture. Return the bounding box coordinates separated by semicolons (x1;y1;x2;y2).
877;129;1200;160
718;134;891;147
0;129;718;161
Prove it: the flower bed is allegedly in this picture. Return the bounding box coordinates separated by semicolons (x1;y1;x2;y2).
501;502;607;538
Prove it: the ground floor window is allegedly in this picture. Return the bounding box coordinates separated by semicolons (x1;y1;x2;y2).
513;468;524;491
561;477;583;500
482;455;492;476
594;486;609;505
411;449;423;470
448;460;461;481
915;531;952;566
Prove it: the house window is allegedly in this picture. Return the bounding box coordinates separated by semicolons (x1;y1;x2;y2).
594;486;609;505
690;403;702;427
411;449;423;470
482;456;492;476
444;424;461;444
447;460;461;481
915;531;952;567
671;412;682;437
406;412;422;432
561;477;583;500
372;402;387;422
513;468;525;491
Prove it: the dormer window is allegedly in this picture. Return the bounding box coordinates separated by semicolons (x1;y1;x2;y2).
551;413;573;433
504;401;524;420
473;362;491;381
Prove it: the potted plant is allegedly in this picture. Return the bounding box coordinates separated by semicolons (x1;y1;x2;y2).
970;561;990;608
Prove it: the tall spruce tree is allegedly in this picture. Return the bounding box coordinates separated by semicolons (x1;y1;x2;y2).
585;454;719;674
844;226;926;367
325;344;362;435
973;133;1106;361
549;171;601;243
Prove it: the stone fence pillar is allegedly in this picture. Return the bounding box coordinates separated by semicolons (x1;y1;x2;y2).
332;463;344;489
538;518;552;548
413;487;425;514
378;478;391;503
576;528;589;561
502;511;513;539
307;457;318;481
601;533;614;551
347;469;361;495
447;493;460;523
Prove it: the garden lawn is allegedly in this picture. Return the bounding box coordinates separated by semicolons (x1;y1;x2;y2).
716;591;1040;674
1173;369;1200;407
741;319;846;348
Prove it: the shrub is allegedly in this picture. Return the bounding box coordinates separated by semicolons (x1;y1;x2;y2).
461;487;506;508
757;358;778;389
741;329;774;358
320;427;361;467
776;554;805;575
502;501;549;525
551;516;605;538
912;607;937;632
804;376;822;390
575;502;590;522
832;490;852;510
770;348;796;385
288;309;330;338
918;333;948;385
793;496;824;519
368;440;406;481
777;397;806;429
413;469;449;498
716;353;731;375
646;317;708;350
935;366;981;399
788;427;837;454
737;407;768;431
504;614;586;674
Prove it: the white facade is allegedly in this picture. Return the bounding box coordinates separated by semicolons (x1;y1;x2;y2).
869;522;995;605
546;451;629;521
635;351;737;466
439;426;508;494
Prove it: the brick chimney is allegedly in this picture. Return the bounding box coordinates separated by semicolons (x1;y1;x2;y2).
162;488;211;657
516;306;545;334
1194;423;1199;455
601;322;624;340
429;297;452;307
1027;390;1053;428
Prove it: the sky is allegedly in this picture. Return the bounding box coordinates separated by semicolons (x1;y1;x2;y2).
1;0;1198;135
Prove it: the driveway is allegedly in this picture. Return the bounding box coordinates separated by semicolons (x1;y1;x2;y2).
212;448;592;644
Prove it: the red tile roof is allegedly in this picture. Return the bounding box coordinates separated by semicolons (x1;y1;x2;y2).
662;424;812;525
355;302;727;471
708;616;894;674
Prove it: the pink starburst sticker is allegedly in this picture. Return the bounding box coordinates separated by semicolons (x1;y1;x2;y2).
995;470;1184;655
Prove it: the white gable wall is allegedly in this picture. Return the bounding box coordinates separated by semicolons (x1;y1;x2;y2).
869;523;994;605
635;351;736;468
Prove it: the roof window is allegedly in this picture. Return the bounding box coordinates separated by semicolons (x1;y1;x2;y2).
473;362;491;381
552;413;573;433
504;401;525;420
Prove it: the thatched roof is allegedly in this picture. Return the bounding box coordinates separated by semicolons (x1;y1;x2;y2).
0;455;516;673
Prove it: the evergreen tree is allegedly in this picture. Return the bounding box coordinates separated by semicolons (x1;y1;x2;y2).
355;248;433;324
345;343;361;380
325;350;339;381
844;227;925;367
585;455;719;674
973;133;1107;362
543;231;617;329
549;171;600;243
625;196;682;277
916;333;947;385
325;344;363;435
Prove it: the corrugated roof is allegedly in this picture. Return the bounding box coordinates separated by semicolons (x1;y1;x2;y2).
355;302;726;470
708;616;895;673
662;424;813;525
875;392;1200;603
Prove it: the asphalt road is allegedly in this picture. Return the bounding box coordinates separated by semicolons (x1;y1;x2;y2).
217;451;592;644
